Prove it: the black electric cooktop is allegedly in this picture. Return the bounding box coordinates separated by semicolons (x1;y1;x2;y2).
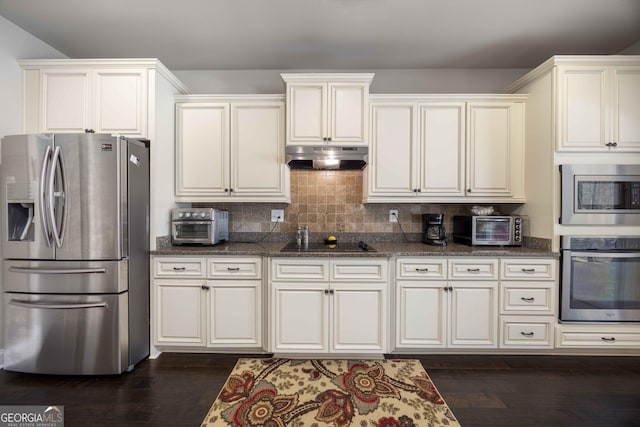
280;241;376;253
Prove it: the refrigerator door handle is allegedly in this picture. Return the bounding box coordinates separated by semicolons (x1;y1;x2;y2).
39;145;53;247
9;299;108;310
48;146;66;248
8;266;108;275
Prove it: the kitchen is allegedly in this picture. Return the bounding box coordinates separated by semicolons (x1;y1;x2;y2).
1;1;640;426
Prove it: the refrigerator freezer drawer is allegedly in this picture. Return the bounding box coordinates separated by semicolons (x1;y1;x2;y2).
2;259;127;294
3;292;129;375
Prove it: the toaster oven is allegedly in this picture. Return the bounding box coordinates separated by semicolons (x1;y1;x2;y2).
171;208;229;245
453;215;522;246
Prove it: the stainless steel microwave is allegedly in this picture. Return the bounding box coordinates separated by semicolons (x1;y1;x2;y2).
452;215;523;246
560;164;640;225
171;208;229;245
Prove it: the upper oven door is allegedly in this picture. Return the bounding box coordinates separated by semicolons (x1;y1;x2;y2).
561;164;640;225
171;221;214;244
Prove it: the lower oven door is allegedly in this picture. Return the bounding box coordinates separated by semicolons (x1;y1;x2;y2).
3;292;128;374
561;251;640;321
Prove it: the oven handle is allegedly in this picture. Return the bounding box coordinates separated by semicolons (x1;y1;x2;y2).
172;221;215;225
568;251;640;259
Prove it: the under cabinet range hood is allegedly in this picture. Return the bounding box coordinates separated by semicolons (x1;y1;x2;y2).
286;145;368;170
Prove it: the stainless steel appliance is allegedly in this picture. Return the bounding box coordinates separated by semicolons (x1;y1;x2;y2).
560;164;640;225
561;236;640;322
423;214;446;246
286;145;368;170
1;133;150;375
452;215;522;246
171;208;229;245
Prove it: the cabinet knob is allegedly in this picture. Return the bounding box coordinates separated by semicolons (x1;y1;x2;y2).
224;188;229;193
415;268;429;272
172;267;186;271
521;268;536;273
229;188;234;192
84;129;95;133
520;331;534;337
466;268;480;273
606;142;618;148
601;337;616;342
467;189;472;192
521;297;535;302
201;285;209;291
324;289;329;295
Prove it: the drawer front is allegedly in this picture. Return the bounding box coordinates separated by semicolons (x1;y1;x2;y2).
208;257;262;279
500;258;556;280
396;258;447;280
271;258;329;281
154;257;206;278
449;258;498;280
500;282;555;315
331;259;387;282
556;330;640;348
500;316;554;348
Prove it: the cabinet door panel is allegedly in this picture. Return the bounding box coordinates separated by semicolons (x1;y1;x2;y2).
175;103;229;196
419;103;465;195
467;103;512;196
208;281;261;347
368;102;416;196
332;284;386;352
94;69;147;137
231;101;285;195
41;70;90;133
330;83;367;143
612;67;640;148
288;84;325;144
557;67;607;149
449;282;498;348
272;284;328;352
396;281;446;348
155;280;205;346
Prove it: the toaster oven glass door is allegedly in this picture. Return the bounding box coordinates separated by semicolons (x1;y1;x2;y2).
172;221;213;243
474;218;512;243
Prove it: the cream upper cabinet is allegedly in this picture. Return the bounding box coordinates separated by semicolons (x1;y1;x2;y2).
175;96;289;202
22;63;148;138
366;95;525;203
557;65;640;151
466;101;524;197
282;73;374;146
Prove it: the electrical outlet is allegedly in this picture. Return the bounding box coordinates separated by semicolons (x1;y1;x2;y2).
389;210;398;223
271;209;284;223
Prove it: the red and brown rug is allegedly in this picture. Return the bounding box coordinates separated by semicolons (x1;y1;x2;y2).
201;358;460;427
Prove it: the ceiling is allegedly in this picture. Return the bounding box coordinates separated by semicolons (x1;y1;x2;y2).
1;0;639;70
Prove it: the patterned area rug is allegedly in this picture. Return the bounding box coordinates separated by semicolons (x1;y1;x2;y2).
201;358;460;427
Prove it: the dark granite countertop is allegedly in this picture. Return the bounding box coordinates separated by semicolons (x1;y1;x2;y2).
151;241;558;258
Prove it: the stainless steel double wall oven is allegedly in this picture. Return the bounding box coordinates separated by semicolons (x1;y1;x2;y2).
560;164;640;323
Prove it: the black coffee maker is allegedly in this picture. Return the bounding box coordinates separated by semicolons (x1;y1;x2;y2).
423;214;447;246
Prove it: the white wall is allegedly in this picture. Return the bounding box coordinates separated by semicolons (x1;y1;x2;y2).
174;68;531;94
0;15;66;359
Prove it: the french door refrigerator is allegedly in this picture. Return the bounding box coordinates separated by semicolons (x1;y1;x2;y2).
1;133;150;374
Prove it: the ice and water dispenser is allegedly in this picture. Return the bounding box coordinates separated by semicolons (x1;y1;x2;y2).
6;182;35;242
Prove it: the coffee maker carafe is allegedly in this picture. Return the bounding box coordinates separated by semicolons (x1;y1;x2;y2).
423;214;446;246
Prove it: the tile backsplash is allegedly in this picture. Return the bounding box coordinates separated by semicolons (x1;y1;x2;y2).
196;170;475;236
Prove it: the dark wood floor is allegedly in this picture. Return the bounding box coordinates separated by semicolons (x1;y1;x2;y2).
1;353;639;427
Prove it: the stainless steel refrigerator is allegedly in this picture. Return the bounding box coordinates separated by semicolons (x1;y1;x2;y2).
1;133;150;375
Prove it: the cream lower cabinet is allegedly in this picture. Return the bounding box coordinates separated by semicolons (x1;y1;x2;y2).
271;258;388;354
396;258;498;349
366;95;525;203
499;258;557;349
153;256;264;351
175;95;289;202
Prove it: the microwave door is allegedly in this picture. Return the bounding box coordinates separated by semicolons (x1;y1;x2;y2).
1;134;56;260
53;134;123;261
